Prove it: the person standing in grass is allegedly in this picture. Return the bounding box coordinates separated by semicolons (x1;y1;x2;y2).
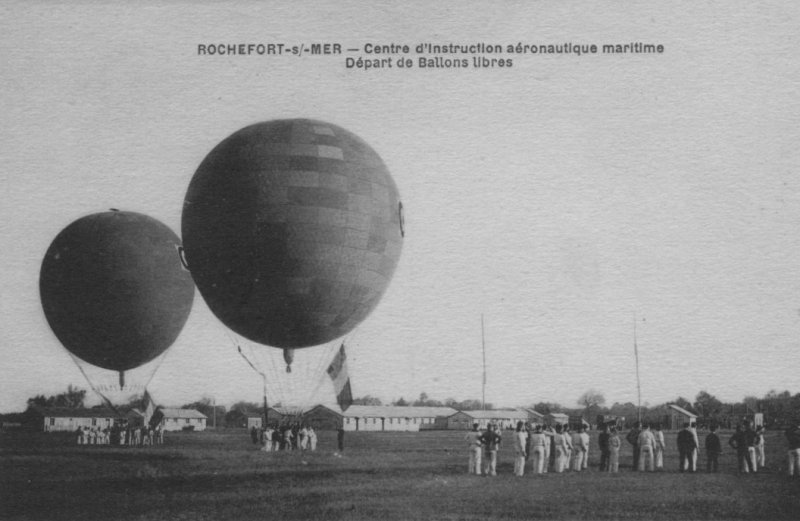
754;426;766;469
786;424;800;478
542;424;553;473
626;422;642;471
744;423;758;472
608;426;621;473
637;423;656;472
553;424;569;473
689;422;700;472
654;424;666;470
598;424;610;471
728;424;754;473
563;425;574;471
307;426;317;451
573;425;589;471
529;425;548;474
513;421;528;477
336;422;345;452
480;423;502;476
464;422;483;475
705;425;722;473
677;423;697;472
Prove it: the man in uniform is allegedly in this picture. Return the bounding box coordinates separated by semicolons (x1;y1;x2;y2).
654;424;666;470
513;421;528;477
598;423;610;471
728;424;754;473
677;422;697;472
464;422;483;475
637;423;656;472
626;422;642;471
480;423;502;476
786;424;800;478
705;424;722;472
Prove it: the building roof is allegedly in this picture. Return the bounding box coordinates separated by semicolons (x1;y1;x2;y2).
157;408;207;419
524;408;545;418
454;409;529;420
30;406;123;419
342;405;458;418
667;404;698;419
546;412;569;421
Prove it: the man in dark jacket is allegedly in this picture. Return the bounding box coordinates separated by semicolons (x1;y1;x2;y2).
626;422;642;471
598;424;610;471
677;422;697;472
479;423;502;476
705;425;722;472
729;424;754;473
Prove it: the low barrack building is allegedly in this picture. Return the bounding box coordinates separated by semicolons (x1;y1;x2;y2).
447;409;530;430
151;408;207;432
26;406;123;432
341;405;457;432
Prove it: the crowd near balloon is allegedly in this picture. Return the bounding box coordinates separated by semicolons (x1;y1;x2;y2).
73;422;164;447
464;420;800;478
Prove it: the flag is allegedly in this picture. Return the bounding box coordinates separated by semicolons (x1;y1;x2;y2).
141;390;156;426
327;344;353;411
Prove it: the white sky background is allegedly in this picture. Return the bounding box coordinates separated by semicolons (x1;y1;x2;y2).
1;1;799;412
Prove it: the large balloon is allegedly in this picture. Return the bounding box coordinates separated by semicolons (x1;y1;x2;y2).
40;210;195;376
182;118;404;349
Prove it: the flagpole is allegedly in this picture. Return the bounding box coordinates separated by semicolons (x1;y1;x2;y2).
481;314;486;411
633;314;642;424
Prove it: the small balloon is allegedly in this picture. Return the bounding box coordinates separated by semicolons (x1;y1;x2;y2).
40;210;195;373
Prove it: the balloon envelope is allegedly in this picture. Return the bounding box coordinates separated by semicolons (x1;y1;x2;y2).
182;119;403;348
39;210;195;371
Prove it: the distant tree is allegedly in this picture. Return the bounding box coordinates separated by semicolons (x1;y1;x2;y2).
26;385;87;409
393;397;409;406
577;390;606;421
412;392;443;407
670;396;695;413
352;395;383;406
693;390;723;420
180;396;226;427
578;390;606;409
444;399;491;411
529;402;561;415
26;394;51;408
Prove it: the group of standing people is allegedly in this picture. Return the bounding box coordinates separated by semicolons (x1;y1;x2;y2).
464;419;800;478
465;421;597;477
75;421;163;447
253;423;318;452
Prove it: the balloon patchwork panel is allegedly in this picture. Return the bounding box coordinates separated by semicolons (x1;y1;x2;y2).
182;119;403;349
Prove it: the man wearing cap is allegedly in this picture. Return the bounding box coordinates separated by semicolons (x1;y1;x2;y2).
464;422;483;475
786;424;800;478
480;423;502;476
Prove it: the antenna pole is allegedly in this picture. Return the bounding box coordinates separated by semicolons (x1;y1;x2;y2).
634;314;642;423
481;314;486;411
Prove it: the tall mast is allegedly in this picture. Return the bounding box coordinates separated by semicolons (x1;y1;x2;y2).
634;314;642;423
481;314;486;411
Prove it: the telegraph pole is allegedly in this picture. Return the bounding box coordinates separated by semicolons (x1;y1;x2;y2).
634;314;642;423
481;314;486;411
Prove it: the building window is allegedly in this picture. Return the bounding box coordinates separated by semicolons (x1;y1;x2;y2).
49;417;55;426
186;419;190;424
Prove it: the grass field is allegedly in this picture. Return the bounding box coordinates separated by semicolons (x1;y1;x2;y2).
2;428;799;520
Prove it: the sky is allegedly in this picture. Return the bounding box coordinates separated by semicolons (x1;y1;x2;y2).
1;1;799;413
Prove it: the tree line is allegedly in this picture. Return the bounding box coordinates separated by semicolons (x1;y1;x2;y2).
12;387;800;430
